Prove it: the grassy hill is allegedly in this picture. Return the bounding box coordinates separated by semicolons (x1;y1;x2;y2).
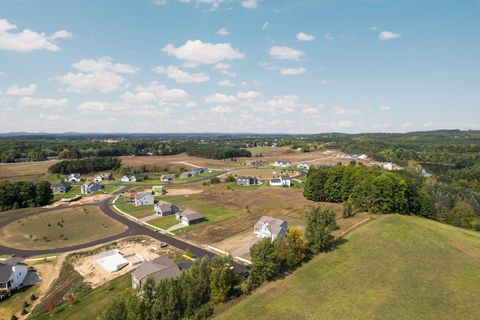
216;215;480;320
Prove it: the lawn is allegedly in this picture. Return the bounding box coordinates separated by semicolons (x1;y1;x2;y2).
114;201;155;219
53;185;82;201
31;273;132;320
216;215;480;320
148;215;179;230
0;207;127;250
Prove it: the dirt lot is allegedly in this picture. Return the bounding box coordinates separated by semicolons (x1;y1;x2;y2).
72;241;164;288
0;160;58;182
164;188;204;196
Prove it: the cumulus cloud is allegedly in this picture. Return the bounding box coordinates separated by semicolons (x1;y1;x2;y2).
0;19;71;52
217;28;230;36
296;32;315;42
6;84;37;96
237;91;262;100
210;105;232;113
54;57;139;93
333;106;362;116
18;97;68;108
241;0;258;9
302;107;320;114
121;82;190;105
379;31;401;41
204;93;238;104
163;40;244;65
217;79;235;87
280;67;306;75
269;46;304;60
153;65;210;83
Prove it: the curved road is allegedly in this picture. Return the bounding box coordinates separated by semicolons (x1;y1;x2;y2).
0;189;244;272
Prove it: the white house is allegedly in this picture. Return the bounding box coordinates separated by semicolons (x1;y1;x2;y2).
154;201;180;216
134;192;154;206
273;160;292;168
0;258;28;296
81;181;102;195
381;162;397;171
297;163;310;170
121;175;144;182
96;249;129;273
269;175;291;188
66;173;81;183
254;216;288;241
121;175;130;182
93;172;113;182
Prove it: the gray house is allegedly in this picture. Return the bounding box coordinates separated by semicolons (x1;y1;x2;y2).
191;167;208;176
93;172;113;182
81;181;102;195
254;216;288;241
160;174;176;182
51;182;71;195
175;209;206;226
179;172;192;179
131;256;181;290
0;258;28;297
237;176;258;186
134;192;154;206
154;201;180;216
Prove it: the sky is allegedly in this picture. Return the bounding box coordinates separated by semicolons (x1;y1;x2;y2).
0;0;479;134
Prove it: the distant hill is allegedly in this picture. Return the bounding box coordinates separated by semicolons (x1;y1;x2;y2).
216;215;480;320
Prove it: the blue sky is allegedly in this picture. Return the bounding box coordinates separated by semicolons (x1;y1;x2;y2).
0;0;479;133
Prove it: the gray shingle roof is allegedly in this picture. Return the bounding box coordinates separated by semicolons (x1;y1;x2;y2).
132;256;181;284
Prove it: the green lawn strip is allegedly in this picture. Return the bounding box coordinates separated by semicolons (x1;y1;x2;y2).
224;183;265;191
53;185;83;201
172;171;221;184
31;274;132;320
148;215;178;230
216;215;480;320
113;203;154;219
276;215;306;227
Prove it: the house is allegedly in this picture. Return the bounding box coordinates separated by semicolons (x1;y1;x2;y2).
254;216;288;241
351;154;368;160
160;174;176;182
134;192;154;206
93;172;113;182
96;249;129;273
51;182;71;195
237;176;258;186
131;256;182;290
245;159;262;166
179;172;191;179
273;160;292;168
269;175;291;188
154;201;180;216
297;163;310;170
81;181;102;195
191;167;208;176
381;162;398;171
121;175;131;182
121;175;144;182
175;209;206;226
14;157;30;163
0;258;29;296
66;173;81;183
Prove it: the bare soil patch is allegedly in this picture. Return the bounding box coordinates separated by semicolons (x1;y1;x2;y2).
164;188;204;196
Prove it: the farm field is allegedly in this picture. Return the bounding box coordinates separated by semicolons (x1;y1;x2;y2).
121;155;238;171
216;215;480;320
0;160;58;182
246;146;290;156
0;207;127;249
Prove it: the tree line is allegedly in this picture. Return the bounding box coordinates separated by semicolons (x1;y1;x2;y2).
0;181;53;212
186;145;252;160
48;157;122;174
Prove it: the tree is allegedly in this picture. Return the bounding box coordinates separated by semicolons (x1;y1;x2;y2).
305;206;337;254
279;228;307;268
209;255;235;303
449;201;475;228
342;199;354;218
35;181;53;206
249;238;281;288
101;297;128;320
225;175;236;183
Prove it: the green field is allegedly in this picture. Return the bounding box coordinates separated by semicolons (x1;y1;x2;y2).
216;215;480;320
173;171;220;184
32;274;132;320
0;207;127;249
247;146;290;156
148;215;179;230
114;199;154;219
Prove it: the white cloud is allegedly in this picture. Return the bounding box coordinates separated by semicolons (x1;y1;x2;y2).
163;40;244;65
280;67;306;75
204;93;238;104
241;0;258;9
0;19;71;52
379;105;392;111
218;79;235;87
55;57;139;93
210;105;232;113
379;31;401;41
214;63;230;70
264;95;301;114
402;122;413;128
269;46;304;60
262;22;269;30
18;97;68;108
333;106;362;115
237;91;262;100
217;28;230;36
153;65;210;83
6;84;37;96
302;107;319;114
296;32;315;42
121;82;189;105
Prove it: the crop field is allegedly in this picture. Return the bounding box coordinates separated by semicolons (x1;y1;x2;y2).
0;160;58;182
216;215;480;320
0;207;127;249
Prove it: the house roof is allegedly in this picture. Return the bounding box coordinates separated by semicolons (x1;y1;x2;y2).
270;178;282;183
155;200;175;212
0;258;26;283
135;192;152;200
132;256;181;283
255;216;287;237
51;182;69;189
181;209;205;221
280;175;290;180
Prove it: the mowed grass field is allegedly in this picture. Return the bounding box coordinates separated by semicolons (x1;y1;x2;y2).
0;207;127;249
216;215;480;320
0;160;58;182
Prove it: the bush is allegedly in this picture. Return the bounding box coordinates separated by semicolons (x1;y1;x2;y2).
225;175;236;183
210;177;220;184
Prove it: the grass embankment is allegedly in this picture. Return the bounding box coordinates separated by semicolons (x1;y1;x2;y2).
216;215;480;320
0;207;127;249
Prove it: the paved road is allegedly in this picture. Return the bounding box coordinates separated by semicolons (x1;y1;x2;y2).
0;188;245;273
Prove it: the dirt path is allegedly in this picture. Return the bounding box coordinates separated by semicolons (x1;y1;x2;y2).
171;161;202;168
